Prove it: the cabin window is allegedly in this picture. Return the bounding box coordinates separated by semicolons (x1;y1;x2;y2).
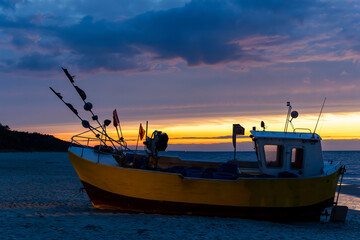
264;145;283;168
291;148;303;169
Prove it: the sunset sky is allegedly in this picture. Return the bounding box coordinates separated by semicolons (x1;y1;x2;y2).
1;0;360;151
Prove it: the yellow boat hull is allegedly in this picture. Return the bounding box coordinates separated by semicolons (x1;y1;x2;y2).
69;150;341;220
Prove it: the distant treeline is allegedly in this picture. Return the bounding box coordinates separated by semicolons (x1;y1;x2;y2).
0;123;70;152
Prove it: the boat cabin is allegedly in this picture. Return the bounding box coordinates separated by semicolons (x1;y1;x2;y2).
250;131;324;177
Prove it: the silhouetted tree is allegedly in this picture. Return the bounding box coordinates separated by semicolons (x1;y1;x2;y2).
0;123;70;152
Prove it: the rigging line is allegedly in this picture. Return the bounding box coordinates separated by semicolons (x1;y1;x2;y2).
61;67;122;149
49;87;108;146
313;97;327;138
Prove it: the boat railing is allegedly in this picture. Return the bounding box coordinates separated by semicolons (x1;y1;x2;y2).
293;128;312;133
70;135;95;154
70;134;127;163
324;161;343;176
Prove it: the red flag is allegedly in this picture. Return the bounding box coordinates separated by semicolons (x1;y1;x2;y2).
139;123;145;140
113;109;120;128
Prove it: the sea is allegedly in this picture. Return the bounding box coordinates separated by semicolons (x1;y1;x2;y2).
0;151;359;239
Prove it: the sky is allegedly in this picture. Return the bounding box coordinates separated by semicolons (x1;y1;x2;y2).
1;0;360;151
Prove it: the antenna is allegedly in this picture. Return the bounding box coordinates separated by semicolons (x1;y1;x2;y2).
312;97;326;138
261;121;266;131
289;110;299;131
284;102;292;133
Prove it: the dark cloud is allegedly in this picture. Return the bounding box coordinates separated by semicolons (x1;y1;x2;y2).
8;31;35;48
57;16;138;56
68;0;190;21
74;53;146;72
171;135;248;140
0;14;35;29
0;0;343;72
0;0;26;10
50;0;319;71
123;135;248;141
173;135;232;140
16;52;58;70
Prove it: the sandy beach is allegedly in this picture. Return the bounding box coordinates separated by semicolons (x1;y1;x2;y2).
0;152;359;239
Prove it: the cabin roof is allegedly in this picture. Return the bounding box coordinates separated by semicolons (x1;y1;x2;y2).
250;131;321;140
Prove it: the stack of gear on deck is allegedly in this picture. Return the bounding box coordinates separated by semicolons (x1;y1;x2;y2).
144;130;169;155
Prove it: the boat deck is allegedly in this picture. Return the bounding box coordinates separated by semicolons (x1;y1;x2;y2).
68;146;340;179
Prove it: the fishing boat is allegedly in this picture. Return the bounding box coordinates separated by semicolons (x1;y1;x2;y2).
51;69;345;221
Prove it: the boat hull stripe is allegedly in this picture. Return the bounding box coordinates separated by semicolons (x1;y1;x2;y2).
81;180;333;221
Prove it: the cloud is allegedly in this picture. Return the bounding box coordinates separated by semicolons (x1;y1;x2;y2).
16;52;59;70
172;135;232;140
171;135;249;140
165;142;255;151
120;135;248;142
0;0;327;72
61;0;317;69
0;0;26;10
2;0;360;73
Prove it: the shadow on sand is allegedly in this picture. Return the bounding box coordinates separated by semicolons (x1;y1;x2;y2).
339;184;360;198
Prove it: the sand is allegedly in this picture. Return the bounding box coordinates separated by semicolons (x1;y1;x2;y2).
0;152;359;239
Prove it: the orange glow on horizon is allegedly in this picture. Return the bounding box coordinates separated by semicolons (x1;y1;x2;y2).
31;111;360;148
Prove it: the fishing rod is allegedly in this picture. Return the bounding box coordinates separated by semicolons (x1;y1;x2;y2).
49;87;108;146
61;68;127;150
